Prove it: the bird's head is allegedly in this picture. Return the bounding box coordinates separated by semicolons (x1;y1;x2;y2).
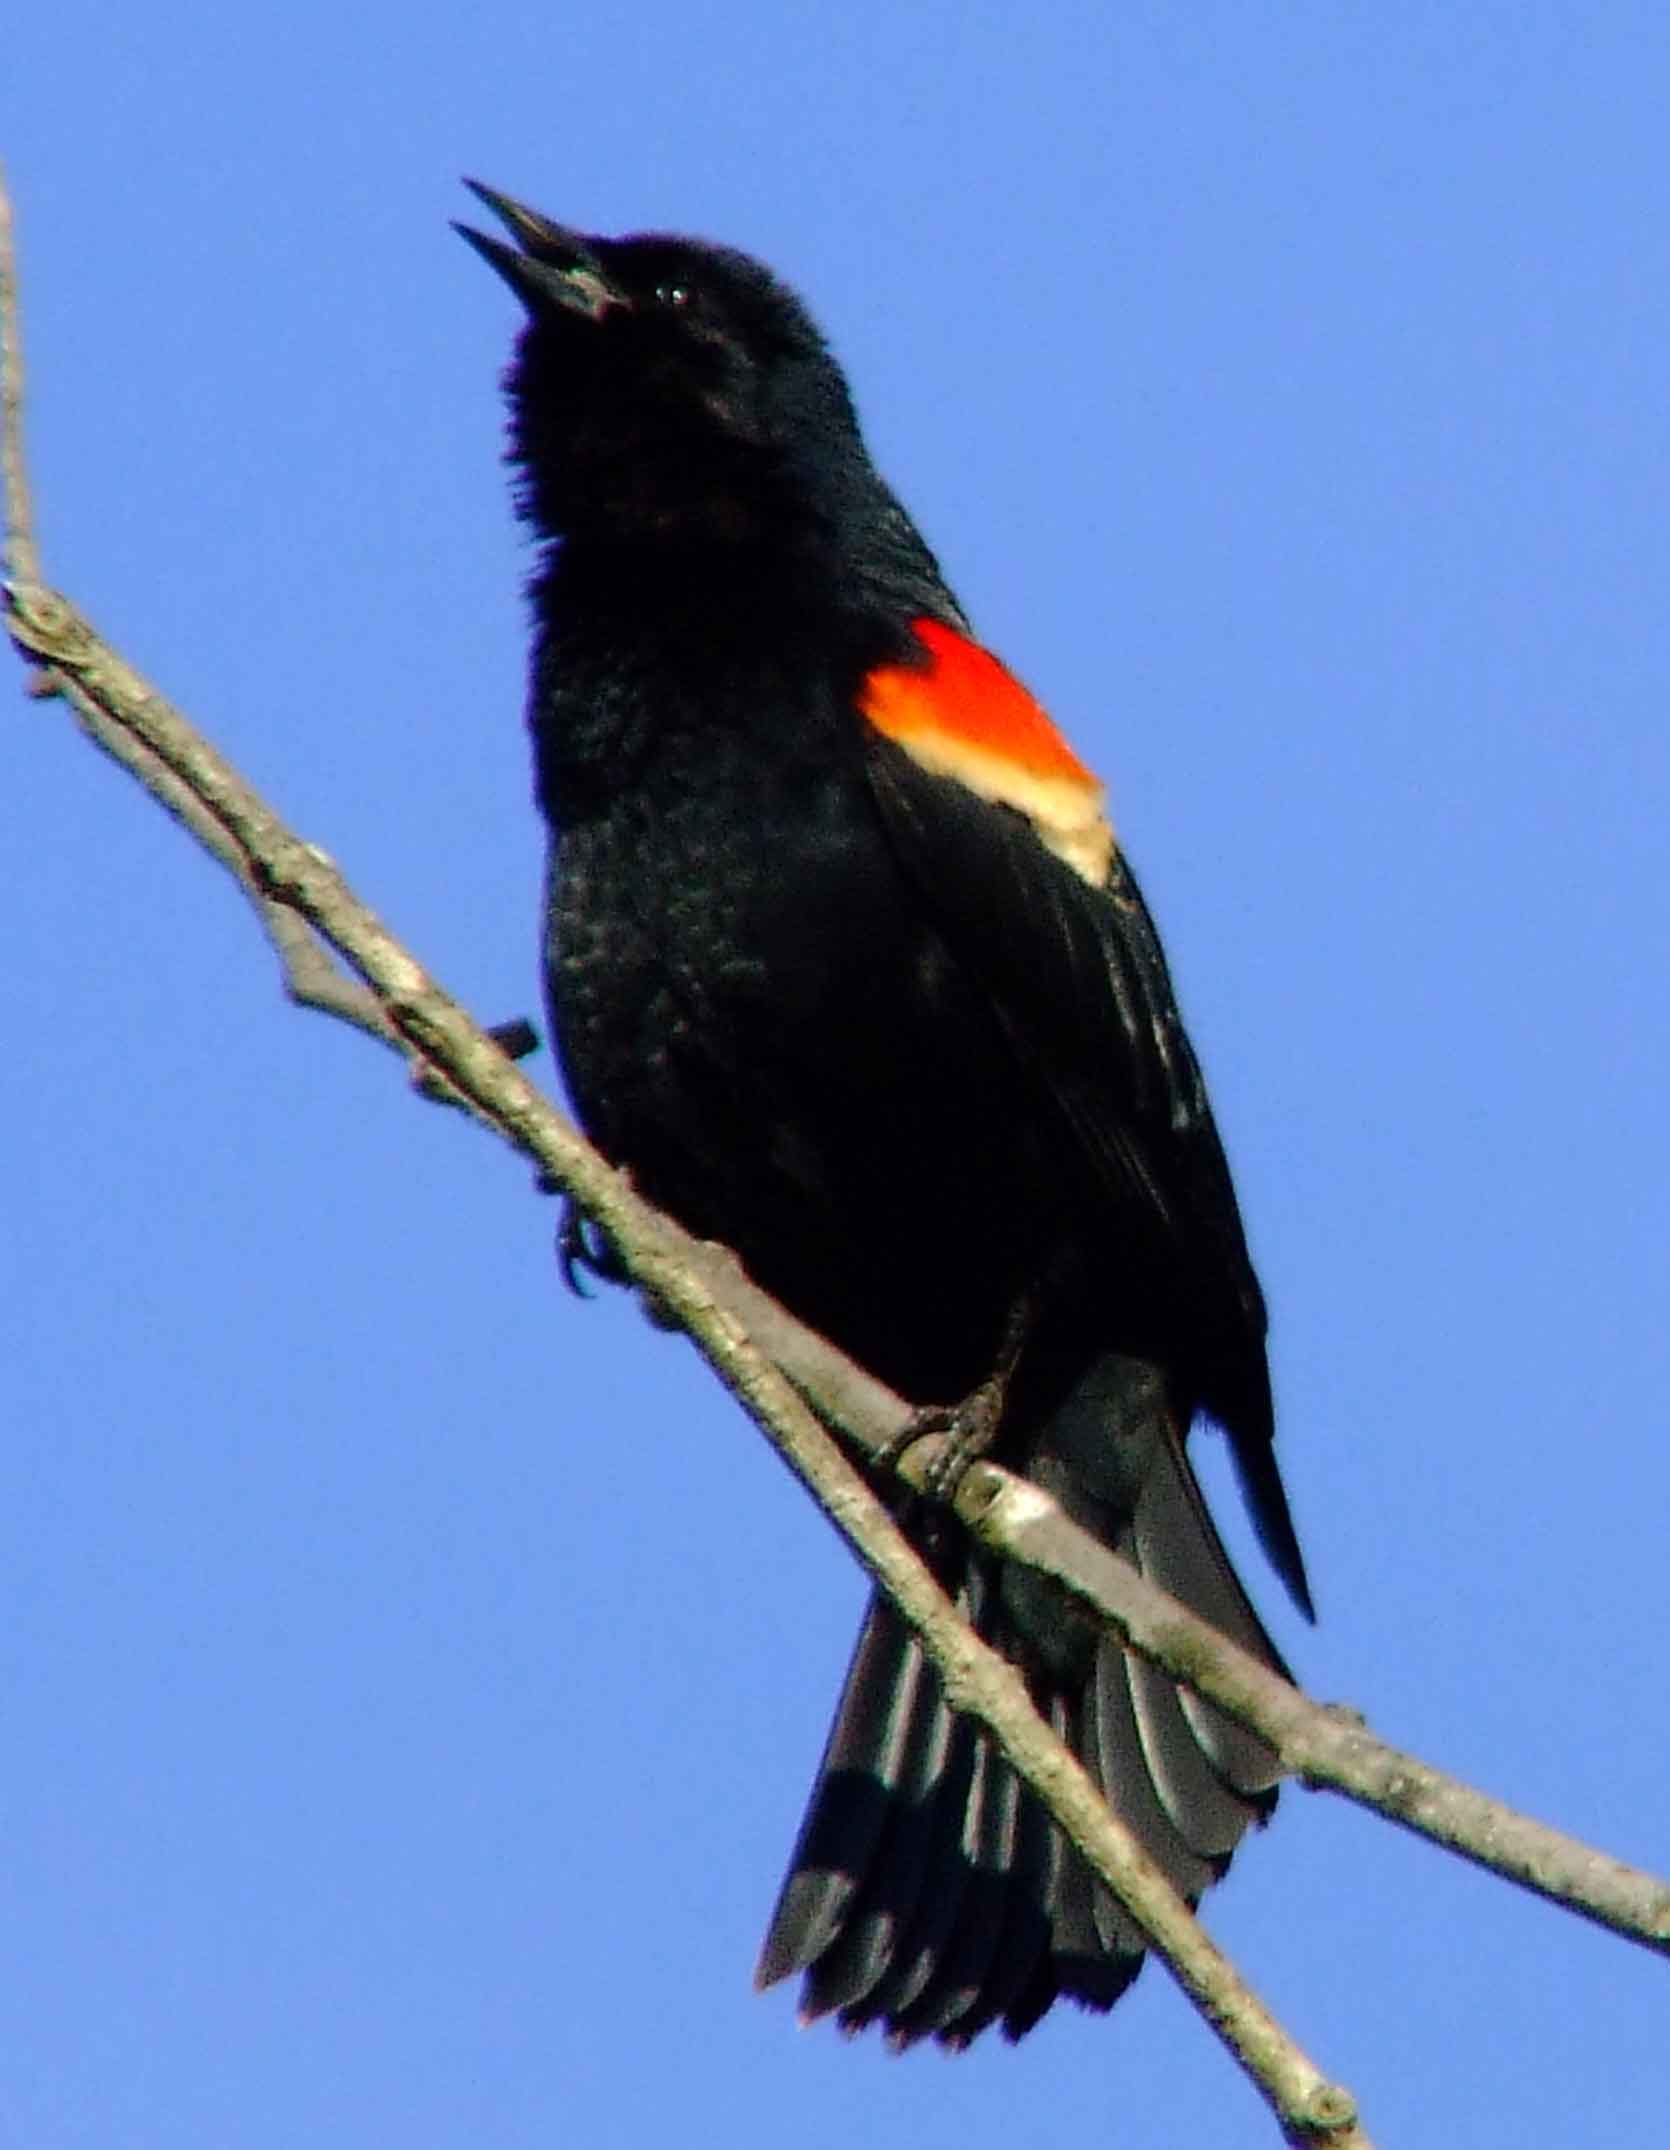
456;182;871;553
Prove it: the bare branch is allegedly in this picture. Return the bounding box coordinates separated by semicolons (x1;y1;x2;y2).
0;163;39;592
0;174;1369;2145
10;166;1662;2143
5;585;1369;2147
0;179;463;1085
55;661;411;1044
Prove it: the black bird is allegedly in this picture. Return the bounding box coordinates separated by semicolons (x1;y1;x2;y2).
458;182;1311;2047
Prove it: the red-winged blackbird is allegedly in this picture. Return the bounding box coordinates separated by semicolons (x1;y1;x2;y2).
458;182;1312;2048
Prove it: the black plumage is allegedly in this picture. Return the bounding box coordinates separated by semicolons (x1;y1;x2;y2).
458;182;1311;2046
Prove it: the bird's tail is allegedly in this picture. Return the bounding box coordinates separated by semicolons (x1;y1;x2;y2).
754;1381;1286;2047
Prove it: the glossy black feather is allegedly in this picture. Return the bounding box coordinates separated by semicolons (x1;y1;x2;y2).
861;737;1311;1611
462;188;1312;2046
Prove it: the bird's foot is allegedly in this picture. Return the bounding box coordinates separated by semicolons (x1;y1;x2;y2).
878;1289;1036;1499
884;1377;1009;1500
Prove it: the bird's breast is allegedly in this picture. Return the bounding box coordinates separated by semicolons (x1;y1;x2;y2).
538;675;1062;1395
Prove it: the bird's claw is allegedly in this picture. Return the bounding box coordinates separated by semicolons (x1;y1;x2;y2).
875;1285;1038;1496
557;1199;631;1296
881;1373;1010;1499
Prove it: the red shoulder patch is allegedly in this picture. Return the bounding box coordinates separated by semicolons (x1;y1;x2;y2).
858;618;1113;885
859;619;1096;783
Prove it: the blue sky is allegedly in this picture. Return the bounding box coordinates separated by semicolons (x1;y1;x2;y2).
6;5;1670;2144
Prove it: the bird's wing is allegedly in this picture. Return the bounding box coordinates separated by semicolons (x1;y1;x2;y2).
856;619;1309;1610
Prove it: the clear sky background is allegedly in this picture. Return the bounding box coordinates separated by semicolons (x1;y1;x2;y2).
5;7;1670;2145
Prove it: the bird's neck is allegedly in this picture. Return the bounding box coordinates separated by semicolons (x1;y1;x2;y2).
530;454;960;637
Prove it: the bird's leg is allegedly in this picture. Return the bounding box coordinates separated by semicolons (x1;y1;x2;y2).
880;1287;1037;1498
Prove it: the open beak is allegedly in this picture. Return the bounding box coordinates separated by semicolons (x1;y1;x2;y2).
454;180;628;321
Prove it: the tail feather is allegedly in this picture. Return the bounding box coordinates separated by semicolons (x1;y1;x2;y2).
1125;1648;1261;1861
757;1369;1292;2047
1131;1425;1286;1799
1085;1630;1219;1900
878;1729;1016;2043
753;1596;921;1991
846;1697;981;2024
934;1743;1058;2045
800;1642;956;2019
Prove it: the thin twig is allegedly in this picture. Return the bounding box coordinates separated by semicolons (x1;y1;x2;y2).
0;163;39;591
0;173;449;1083
52;665;411;1051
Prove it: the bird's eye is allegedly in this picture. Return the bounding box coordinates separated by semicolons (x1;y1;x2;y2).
654;281;693;309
